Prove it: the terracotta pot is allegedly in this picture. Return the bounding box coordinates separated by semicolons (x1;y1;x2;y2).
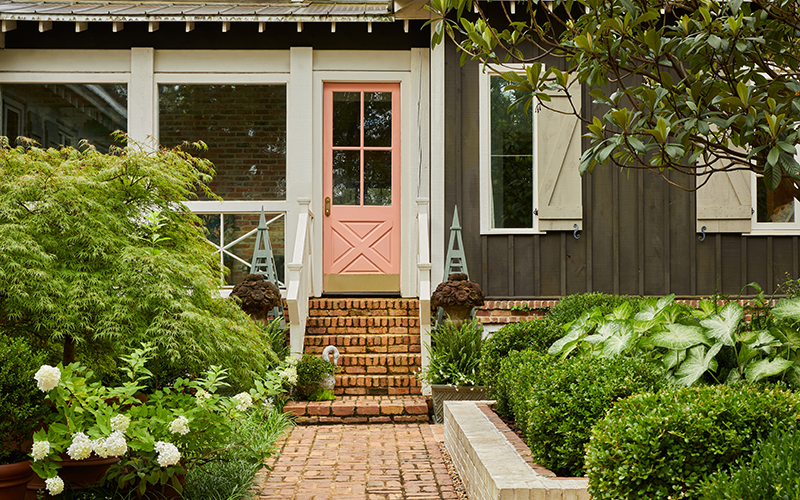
58;455;119;488
0;460;34;500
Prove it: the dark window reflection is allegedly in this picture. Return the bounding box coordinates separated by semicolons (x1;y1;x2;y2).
364;150;392;205
332;92;361;147
757;177;796;222
0;83;128;152
364;92;392;147
333;150;361;205
490;76;534;228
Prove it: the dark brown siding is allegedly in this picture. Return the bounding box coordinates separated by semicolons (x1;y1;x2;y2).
445;45;800;299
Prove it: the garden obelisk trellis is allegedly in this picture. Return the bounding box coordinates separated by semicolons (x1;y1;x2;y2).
250;207;285;328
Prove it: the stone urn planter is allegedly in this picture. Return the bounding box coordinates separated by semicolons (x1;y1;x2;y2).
431;273;486;328
430;384;488;423
0;460;33;500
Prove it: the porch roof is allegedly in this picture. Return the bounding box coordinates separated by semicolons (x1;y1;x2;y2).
0;0;394;22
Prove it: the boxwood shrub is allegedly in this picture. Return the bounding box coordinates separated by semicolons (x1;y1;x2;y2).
699;425;800;500
585;385;800;499
497;350;669;476
481;292;643;398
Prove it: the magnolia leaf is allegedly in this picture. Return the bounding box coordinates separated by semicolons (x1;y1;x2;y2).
674;344;720;387
650;324;709;350
700;302;743;346
745;358;794;383
771;297;800;321
601;322;636;357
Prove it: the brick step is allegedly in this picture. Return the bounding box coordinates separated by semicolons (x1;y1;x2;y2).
283;396;431;425
337;356;420;375
334;374;422;396
305;334;421;355
309;298;419;318
306;316;420;335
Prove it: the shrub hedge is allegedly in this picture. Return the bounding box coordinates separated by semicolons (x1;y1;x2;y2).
497;350;668;476
585;385;800;499
699;425;800;500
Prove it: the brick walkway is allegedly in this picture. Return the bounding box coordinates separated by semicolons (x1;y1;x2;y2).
254;424;457;499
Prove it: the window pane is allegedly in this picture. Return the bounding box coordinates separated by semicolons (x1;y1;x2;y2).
200;213;285;286
491;156;533;228
332;92;361;147
490;76;533;156
757;178;795;222
332;150;361;205
364;150;391;206
159;84;287;201
364;92;392;147
1;83;128;152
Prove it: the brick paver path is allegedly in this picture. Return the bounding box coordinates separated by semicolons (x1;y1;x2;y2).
255;424;458;499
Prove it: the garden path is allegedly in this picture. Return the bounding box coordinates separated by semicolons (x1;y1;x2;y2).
254;423;460;499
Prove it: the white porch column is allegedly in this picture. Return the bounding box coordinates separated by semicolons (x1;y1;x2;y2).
430;31;446;284
129;48;155;148
287;47;318;296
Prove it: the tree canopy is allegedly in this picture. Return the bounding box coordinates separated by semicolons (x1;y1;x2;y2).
430;0;800;197
0;139;278;387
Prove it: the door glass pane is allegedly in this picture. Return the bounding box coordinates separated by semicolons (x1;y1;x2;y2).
757;178;796;222
364;150;392;206
332;92;361;147
364;92;392;147
332;150;361;205
491;155;533;228
159;84;287;201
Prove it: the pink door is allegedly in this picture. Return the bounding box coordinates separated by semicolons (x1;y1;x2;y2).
323;83;401;293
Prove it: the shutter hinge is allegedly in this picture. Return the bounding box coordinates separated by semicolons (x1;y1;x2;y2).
534;208;538;216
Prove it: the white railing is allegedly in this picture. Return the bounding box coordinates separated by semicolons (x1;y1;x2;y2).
417;198;432;394
287;197;314;356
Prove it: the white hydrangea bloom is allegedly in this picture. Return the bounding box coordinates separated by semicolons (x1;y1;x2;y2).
92;437;110;458
154;441;181;467
195;388;211;405
110;414;130;433
233;392;253;412
66;432;93;460
103;431;128;457
34;365;61;392
31;440;50;461
169;416;190;435
262;399;275;413
45;476;65;495
280;366;298;385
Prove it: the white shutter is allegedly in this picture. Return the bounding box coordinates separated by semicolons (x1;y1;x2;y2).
696;168;752;233
537;83;583;231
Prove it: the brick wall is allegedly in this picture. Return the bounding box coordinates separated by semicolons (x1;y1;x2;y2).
158;84;287;201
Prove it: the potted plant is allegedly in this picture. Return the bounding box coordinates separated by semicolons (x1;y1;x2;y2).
28;344;292;498
0;335;49;500
416;319;487;423
293;354;337;401
431;273;485;327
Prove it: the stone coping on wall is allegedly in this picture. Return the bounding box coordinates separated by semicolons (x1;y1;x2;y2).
443;400;589;500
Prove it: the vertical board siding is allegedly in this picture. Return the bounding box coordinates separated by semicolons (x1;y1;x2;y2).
444;45;799;298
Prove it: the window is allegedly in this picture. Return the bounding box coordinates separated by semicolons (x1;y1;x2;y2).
0;84;127;151
752;170;800;232
479;66;583;234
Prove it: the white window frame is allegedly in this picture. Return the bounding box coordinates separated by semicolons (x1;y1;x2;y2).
750;168;800;234
479;64;542;235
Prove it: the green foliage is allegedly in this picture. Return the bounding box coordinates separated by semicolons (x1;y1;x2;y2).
497;350;669;476
429;0;800;198
294;354;336;400
549;294;800;387
699;425;800;500
0;335;49;464
0;142;278;388
481;293;642;394
261;318;290;361
307;388;337;401
417;318;484;386
492;349;552;418
585;385;800;499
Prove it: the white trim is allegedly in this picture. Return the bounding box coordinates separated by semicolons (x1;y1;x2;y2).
0;49;131;73
154;50;290;74
129;48;155;147
749;151;800;233
479;64;539;234
185;201;290;213
313;50;411;72
430;28;446;286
